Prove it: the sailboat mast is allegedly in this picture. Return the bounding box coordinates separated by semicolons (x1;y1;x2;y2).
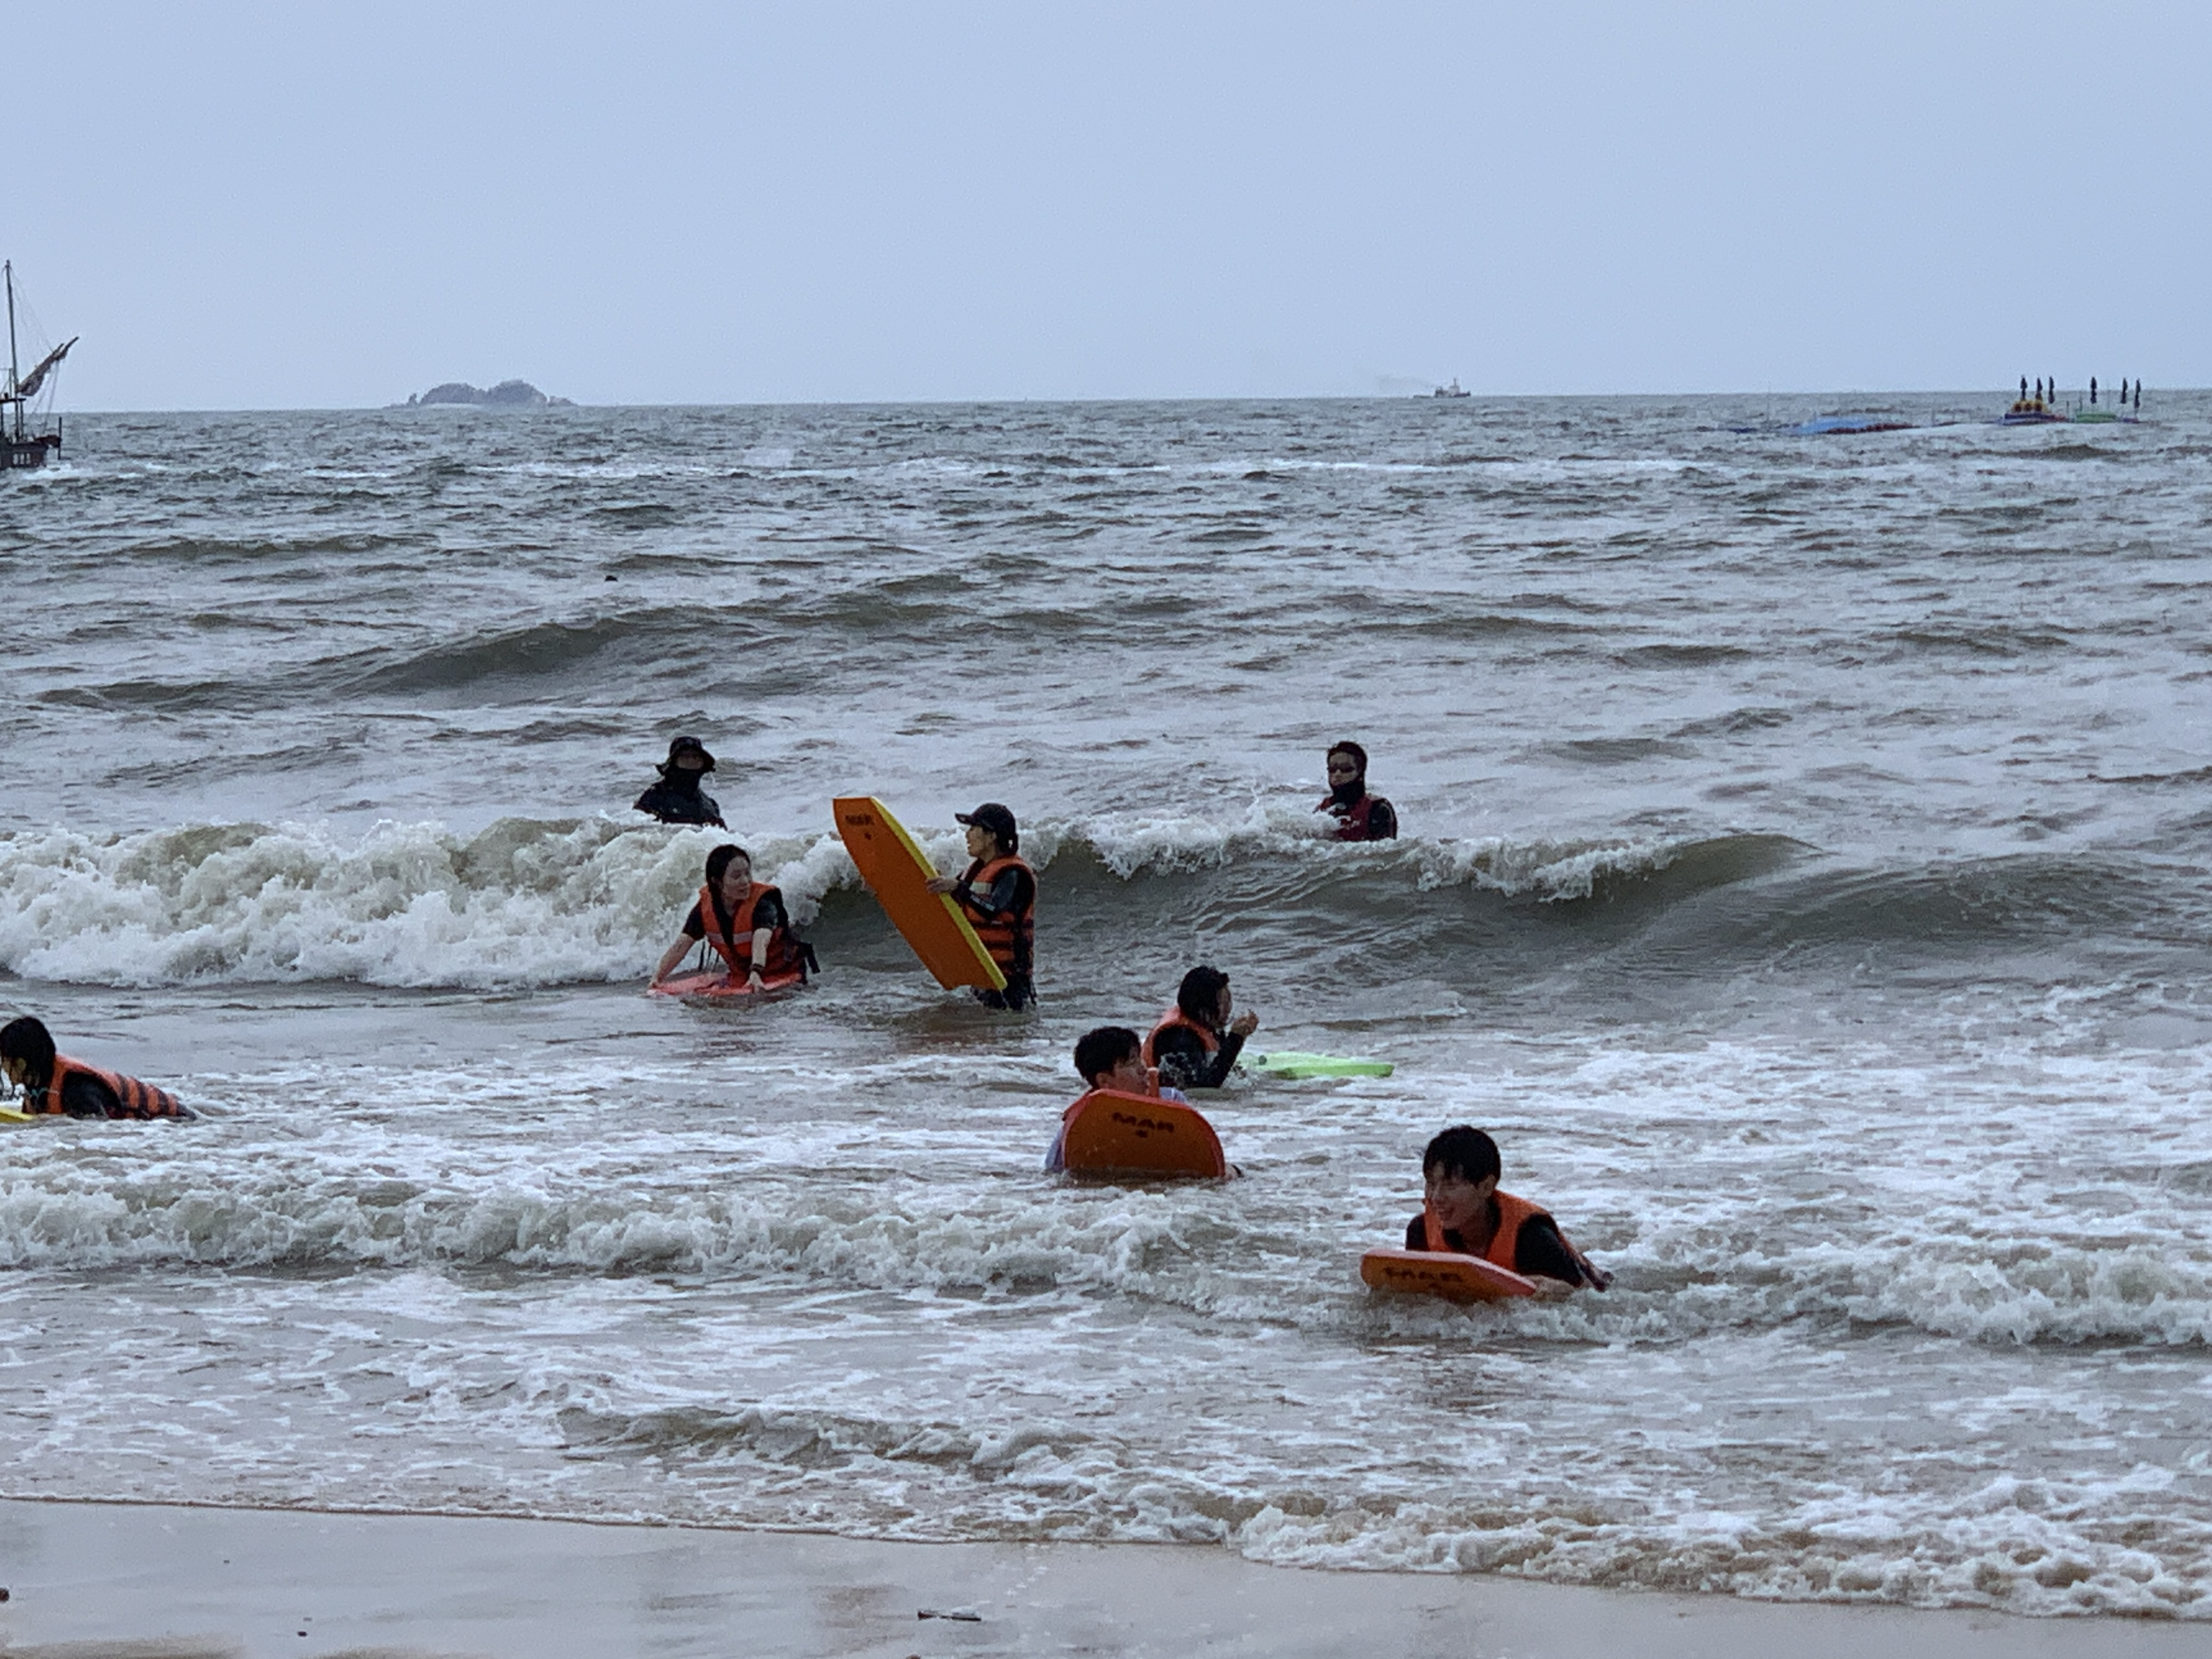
4;261;17;442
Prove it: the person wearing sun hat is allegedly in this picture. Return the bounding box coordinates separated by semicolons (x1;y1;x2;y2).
633;734;727;827
924;802;1037;1009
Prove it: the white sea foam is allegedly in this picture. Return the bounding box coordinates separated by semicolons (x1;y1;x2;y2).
0;812;1705;989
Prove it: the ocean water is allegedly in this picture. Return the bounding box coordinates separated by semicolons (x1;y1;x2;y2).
3;394;2211;1618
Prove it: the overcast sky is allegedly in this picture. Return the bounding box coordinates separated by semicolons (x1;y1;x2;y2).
11;3;2206;409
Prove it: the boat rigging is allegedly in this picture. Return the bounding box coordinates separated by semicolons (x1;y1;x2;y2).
4;261;76;469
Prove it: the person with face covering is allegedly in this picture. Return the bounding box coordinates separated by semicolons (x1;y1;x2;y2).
1142;964;1258;1091
1404;1124;1608;1295
1316;740;1397;841
634;735;726;827
923;802;1036;1010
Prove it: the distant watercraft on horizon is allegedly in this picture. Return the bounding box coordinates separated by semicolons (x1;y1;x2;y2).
2;261;76;470
1787;412;1912;436
1430;379;1470;399
1998;374;2142;426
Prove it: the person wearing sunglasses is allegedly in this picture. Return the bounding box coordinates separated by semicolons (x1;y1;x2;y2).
1316;740;1397;841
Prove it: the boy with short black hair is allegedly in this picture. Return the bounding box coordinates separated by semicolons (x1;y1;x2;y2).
1406;1124;1608;1291
1046;1026;1189;1171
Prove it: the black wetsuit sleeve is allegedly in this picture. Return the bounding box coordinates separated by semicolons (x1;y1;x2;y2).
61;1073;122;1120
1152;1027;1244;1090
680;901;707;940
959;868;1023;921
1513;1215;1587;1286
1204;1028;1247;1087
1365;797;1398;840
753;889;788;934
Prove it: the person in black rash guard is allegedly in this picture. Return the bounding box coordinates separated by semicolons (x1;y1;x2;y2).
1316;740;1397;842
633;734;726;827
1142;964;1259;1091
1403;1124;1608;1295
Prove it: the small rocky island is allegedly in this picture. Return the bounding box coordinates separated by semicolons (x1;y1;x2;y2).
403;380;573;408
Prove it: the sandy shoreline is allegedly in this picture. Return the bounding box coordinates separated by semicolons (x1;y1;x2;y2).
0;1499;2201;1658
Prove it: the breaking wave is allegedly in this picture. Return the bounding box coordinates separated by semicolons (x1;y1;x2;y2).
1;806;2186;990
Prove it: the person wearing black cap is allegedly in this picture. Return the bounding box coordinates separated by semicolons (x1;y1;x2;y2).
633;736;726;828
925;803;1037;1009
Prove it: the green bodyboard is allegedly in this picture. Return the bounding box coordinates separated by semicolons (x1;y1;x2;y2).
1248;1051;1393;1080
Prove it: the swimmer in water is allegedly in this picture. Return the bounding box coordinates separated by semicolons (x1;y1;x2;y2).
1;1015;194;1120
1406;1125;1609;1295
650;844;813;989
1316;740;1398;841
633;734;726;828
1143;965;1258;1091
1045;1025;1190;1171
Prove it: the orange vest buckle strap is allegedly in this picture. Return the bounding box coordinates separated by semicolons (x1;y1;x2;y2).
37;1056;187;1120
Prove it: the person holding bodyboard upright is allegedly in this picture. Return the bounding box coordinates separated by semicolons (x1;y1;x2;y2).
925;803;1036;1010
1405;1125;1609;1296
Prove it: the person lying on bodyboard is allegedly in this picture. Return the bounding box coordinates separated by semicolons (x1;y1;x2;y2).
650;843;815;991
1406;1125;1610;1297
1043;1025;1191;1172
1;1015;194;1120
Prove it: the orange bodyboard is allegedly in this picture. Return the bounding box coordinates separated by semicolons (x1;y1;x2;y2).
1359;1248;1536;1302
833;797;1006;991
1059;1089;1228;1180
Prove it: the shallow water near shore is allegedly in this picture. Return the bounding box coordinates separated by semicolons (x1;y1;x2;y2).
3;395;2211;1618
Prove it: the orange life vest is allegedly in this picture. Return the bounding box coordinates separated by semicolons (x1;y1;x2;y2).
32;1055;187;1120
1141;1009;1220;1070
959;855;1034;975
1424;1190;1554;1270
697;882;802;978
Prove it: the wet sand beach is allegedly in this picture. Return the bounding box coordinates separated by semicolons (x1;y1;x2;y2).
2;1498;2208;1659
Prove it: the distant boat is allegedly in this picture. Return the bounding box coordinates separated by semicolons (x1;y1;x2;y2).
1430;379;1470;399
1788;413;1911;436
2;262;75;470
